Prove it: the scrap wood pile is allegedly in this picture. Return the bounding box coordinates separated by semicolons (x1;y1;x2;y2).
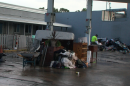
98;38;130;53
50;49;88;69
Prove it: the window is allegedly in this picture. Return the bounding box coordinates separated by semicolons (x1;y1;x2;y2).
36;26;42;30
102;9;127;21
14;24;20;32
102;11;115;21
25;25;31;33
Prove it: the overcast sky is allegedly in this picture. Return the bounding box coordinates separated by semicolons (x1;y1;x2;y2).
0;0;127;11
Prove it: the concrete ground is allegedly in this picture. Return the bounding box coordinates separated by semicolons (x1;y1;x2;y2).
0;51;130;86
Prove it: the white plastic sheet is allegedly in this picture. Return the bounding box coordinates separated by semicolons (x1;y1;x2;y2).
35;30;74;41
87;51;91;63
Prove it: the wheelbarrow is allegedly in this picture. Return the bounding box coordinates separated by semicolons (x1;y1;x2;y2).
17;52;40;68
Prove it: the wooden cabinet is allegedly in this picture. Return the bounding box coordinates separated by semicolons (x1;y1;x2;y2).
44;47;61;66
73;43;87;61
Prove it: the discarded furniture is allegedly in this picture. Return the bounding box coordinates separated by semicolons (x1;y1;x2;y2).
73;43;87;61
88;45;98;63
44;47;61;66
18;52;40;68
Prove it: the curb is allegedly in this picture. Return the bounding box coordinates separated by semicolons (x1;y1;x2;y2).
3;49;28;52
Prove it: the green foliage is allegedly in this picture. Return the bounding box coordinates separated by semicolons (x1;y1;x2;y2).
55;41;61;47
39;7;45;9
75;8;87;12
45;39;51;46
81;8;87;11
54;8;59;13
59;8;69;12
75;10;80;12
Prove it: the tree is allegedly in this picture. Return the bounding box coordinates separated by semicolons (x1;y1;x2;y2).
81;8;87;11
75;10;80;12
53;8;59;13
59;8;69;12
39;7;70;13
39;7;45;10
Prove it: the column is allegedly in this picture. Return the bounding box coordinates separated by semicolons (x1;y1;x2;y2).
31;24;33;35
66;27;67;31
24;24;25;35
8;22;9;35
42;25;43;30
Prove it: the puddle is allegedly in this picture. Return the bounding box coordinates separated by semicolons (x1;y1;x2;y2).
7;65;15;67
4;70;12;72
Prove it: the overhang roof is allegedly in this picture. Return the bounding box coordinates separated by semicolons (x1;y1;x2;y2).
94;0;130;3
0;2;47;14
0;15;71;28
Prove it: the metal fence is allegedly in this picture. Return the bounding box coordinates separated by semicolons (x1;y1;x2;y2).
26;36;40;51
0;34;40;50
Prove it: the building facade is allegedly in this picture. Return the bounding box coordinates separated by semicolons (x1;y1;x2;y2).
0;2;71;36
55;4;130;44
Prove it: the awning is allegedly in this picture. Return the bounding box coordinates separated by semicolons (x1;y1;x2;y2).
0;15;72;28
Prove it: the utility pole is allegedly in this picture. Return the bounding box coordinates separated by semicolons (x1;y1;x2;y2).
46;0;55;31
86;0;93;45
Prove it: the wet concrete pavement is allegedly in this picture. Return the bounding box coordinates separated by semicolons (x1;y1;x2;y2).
0;51;130;86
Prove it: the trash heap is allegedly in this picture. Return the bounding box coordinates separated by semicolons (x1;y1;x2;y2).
98;38;130;53
50;49;88;69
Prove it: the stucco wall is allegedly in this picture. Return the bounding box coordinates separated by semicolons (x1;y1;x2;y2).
55;4;130;44
54;12;88;43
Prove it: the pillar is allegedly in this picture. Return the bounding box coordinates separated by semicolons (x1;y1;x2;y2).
31;24;33;35
42;25;43;30
6;22;9;34
66;27;68;31
24;24;25;35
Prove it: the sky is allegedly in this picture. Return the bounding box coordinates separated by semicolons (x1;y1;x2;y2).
0;0;127;11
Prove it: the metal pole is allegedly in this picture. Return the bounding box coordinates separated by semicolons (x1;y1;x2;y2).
86;0;93;45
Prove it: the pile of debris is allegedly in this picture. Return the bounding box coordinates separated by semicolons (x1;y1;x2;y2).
50;49;88;69
98;38;130;53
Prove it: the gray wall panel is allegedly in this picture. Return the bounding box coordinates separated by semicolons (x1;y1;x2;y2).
55;4;130;44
